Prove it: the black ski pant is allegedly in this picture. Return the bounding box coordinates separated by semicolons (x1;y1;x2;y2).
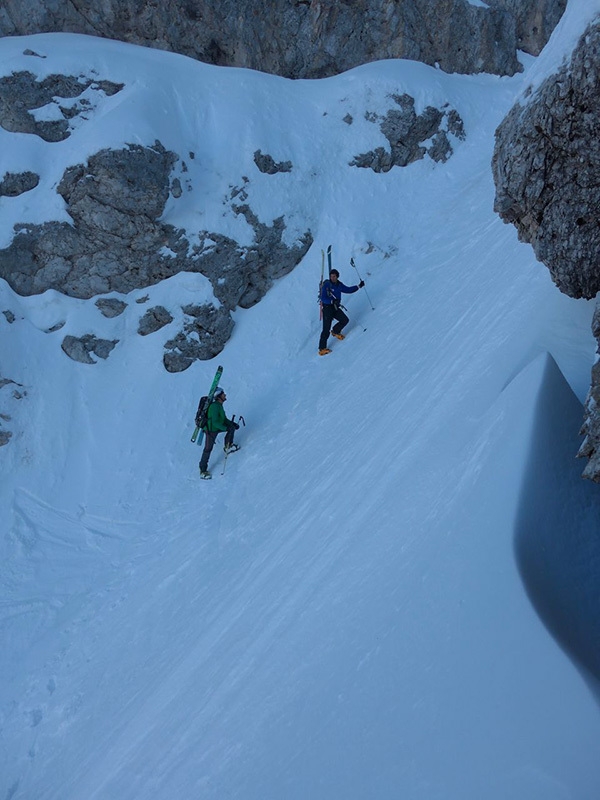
319;303;349;350
199;424;236;472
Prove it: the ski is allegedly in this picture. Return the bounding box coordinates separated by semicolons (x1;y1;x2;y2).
319;249;325;319
327;244;332;273
191;364;223;444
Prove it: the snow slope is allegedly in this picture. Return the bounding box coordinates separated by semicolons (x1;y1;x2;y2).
2;3;600;798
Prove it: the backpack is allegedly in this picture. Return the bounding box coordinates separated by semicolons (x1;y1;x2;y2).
195;396;211;430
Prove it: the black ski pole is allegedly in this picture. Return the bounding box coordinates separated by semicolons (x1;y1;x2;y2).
221;415;245;476
221;414;234;476
350;258;375;311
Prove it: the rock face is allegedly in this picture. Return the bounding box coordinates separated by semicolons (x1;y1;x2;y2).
96;298;127;318
0;376;26;445
254;151;292;175
493;25;600;301
163;304;234;373
61;334;119;364
351;95;465;172
0;70;123;141
0;0;566;79
138;306;173;336
0;171;39;197
578;305;600;483
0;133;312;369
0;142;180;298
492;19;600;482
489;0;567;56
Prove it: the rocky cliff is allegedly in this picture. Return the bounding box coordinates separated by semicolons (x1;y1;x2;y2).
0;41;469;376
493;16;600;482
0;0;566;79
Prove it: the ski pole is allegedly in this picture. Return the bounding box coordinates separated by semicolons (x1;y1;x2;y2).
221;414;235;476
221;415;245;476
350;258;375;311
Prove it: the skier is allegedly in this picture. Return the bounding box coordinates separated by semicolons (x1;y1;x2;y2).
318;268;364;355
199;388;240;479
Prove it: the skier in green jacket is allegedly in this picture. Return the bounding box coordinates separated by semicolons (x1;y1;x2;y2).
199;387;240;479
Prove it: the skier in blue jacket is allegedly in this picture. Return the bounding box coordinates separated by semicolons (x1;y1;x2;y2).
319;268;364;355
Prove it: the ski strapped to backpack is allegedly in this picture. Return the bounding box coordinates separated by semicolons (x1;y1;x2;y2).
318;245;332;318
319;249;325;319
191;364;223;444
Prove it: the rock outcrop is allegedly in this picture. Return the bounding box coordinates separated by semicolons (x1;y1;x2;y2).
492;18;600;481
0;0;566;79
0;134;312;369
163;304;234;373
138;306;173;336
61;334;119;364
96;298;127;318
254;150;292;175
489;0;567;56
0;376;26;444
0;70;123;141
351;94;465;172
0;171;39;197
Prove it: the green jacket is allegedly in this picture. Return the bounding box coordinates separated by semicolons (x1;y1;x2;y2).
205;400;231;432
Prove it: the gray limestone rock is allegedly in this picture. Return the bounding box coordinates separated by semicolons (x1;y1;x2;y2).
351;95;466;172
578;302;600;482
0;375;24;445
96;298;127;318
254;150;292;175
0;140;312;335
0;171;39;197
0;71;123;142
3;309;16;323
485;0;567;56
492;18;600;482
61;334;118;364
0;0;566;79
138;305;173;336
493;23;600;300
163;303;234;372
171;177;183;198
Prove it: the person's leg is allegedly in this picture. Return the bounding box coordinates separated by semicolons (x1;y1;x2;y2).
199;431;217;473
331;307;349;335
319;305;334;350
224;422;236;449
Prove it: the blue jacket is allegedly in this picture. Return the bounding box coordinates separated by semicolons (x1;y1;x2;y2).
320;279;358;305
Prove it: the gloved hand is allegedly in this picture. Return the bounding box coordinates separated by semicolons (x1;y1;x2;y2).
359;280;365;288
233;421;240;430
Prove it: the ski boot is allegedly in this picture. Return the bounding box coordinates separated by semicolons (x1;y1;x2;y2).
199;469;212;480
224;443;240;454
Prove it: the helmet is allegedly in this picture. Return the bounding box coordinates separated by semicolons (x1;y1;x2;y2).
214;387;225;398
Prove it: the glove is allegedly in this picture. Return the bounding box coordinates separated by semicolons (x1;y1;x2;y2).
359;280;365;288
233;421;240;430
